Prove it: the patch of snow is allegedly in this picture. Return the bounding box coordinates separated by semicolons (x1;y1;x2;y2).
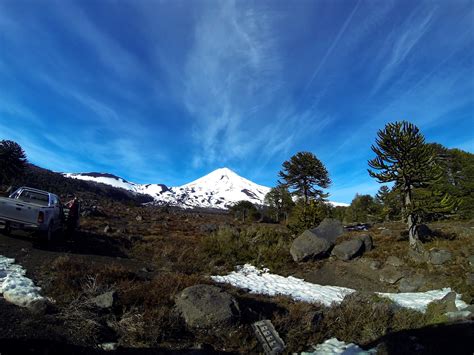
0;256;44;307
301;338;375;355
378;288;469;312
212;265;469;312
328;201;350;207
211;264;354;306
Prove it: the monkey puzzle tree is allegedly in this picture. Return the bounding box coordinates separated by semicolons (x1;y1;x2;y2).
278;151;331;204
264;185;294;223
0;140;27;185
368;121;439;254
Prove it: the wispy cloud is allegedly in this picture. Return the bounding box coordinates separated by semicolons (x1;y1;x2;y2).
371;5;437;95
183;1;283;167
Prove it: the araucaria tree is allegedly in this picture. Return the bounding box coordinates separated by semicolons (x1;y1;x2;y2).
278;151;331;204
0;140;27;185
368;121;439;253
264;185;294;223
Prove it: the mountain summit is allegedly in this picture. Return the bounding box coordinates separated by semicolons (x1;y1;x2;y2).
64;168;348;209
64;167;270;209
170;167;271;208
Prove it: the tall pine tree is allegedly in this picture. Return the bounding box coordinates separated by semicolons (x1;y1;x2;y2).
278;152;331;204
368;121;439;255
0;140;27;186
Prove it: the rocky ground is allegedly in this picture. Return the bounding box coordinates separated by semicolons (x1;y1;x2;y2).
0;199;473;354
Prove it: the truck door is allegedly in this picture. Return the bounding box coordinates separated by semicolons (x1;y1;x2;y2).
14;191;40;225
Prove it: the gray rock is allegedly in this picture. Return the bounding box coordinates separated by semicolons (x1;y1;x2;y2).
408;247;429;263
440;291;458;312
135;215;143;222
99;343;118;351
91;291;116;309
386;256;404;267
429;249;452;265
331;239;364;261
416;224;432;240
199;223;219;234
310;218;344;244
445;310;472;321
103;225;111;234
398;274;425;292
175;285;239;329
357;234;373;251
468;255;474;268
290;230;332;262
370;260;383;270
28;298;49;315
464;304;474;313
428;291;458;314
466;273;474;286
380;229;392;237
379;267;405;284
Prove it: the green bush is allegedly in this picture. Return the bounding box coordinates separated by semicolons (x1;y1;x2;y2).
201;225;293;272
287;199;331;235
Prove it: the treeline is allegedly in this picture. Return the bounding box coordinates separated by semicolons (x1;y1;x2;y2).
339;143;474;223
230;128;473;233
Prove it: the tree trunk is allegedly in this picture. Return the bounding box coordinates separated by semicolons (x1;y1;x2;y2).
404;185;417;248
404;183;425;259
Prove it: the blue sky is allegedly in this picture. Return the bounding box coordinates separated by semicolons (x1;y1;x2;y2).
0;0;473;203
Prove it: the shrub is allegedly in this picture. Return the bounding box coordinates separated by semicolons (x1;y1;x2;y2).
201;225;293;272
318;292;427;346
287;199;331;235
229;200;261;222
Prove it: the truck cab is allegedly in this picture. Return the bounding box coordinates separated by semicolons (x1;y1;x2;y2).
0;187;63;240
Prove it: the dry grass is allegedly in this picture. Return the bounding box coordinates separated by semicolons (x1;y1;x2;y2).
317;292;430;347
42;202;474;352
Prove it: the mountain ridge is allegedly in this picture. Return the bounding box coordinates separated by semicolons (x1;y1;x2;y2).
64;168;349;209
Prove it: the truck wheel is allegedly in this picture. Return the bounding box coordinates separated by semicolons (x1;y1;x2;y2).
41;223;54;243
3;222;11;236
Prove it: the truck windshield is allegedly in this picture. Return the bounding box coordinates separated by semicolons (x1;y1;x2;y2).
17;190;49;206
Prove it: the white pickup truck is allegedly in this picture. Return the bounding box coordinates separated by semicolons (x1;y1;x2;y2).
0;187;64;241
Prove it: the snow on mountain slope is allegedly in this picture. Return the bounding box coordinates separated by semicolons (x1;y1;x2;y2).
63;173;169;196
63;173;139;191
63;168;348;209
162;167;271;209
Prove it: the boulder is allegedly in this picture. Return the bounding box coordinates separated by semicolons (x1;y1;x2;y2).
416;224;432;240
398;274;425;292
310;218;344;244
429;249;452;265
379;267;405;284
175;285;239;329
370;260;383;270
380;229;392;237
428;291;458;314
199;223;219;234
28;298;49;315
331;240;364;261
91;291;116;309
386;256;404;267
290;230;332;262
468;255;474;268
466;273;474;286
408;247;429;264
357;234;373;251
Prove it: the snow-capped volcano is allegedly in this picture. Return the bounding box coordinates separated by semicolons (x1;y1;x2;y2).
63;168;348;209
163;167;270;208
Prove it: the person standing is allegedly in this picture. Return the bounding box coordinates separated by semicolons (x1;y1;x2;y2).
65;196;80;233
